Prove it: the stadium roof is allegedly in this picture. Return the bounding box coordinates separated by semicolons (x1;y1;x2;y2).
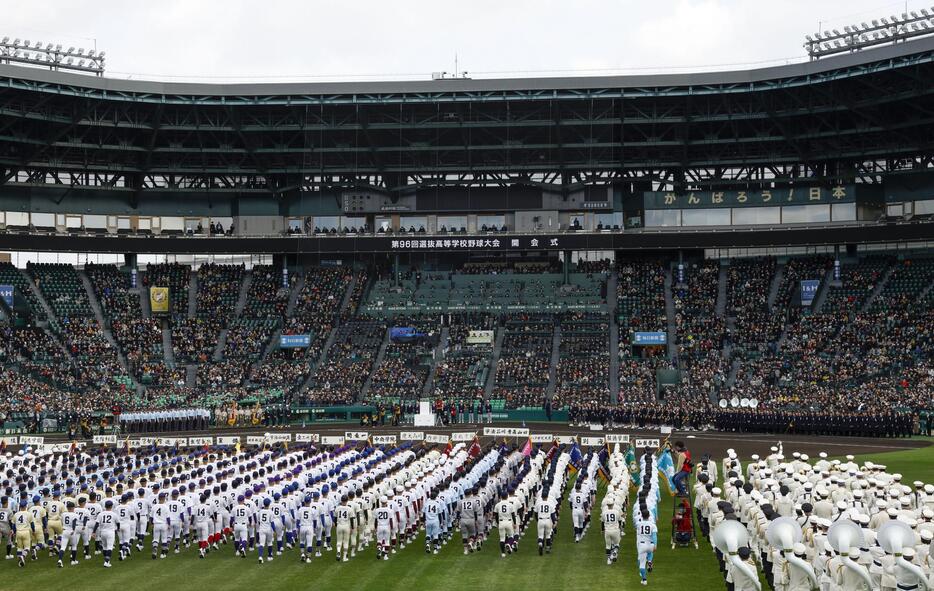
2;35;934;99
0;36;933;193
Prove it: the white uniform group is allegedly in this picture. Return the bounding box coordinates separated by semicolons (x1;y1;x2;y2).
0;439;610;571
698;446;934;591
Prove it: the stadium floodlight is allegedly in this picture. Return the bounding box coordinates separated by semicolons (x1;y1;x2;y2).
806;8;934;59
0;36;106;74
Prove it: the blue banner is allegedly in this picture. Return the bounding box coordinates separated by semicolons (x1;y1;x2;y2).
800;279;820;306
633;331;667;345
280;334;311;348
390;327;426;342
0;284;12;308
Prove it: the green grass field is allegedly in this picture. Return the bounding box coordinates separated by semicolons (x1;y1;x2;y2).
2;443;931;591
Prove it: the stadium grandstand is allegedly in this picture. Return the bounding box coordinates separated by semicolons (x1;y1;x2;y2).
4;6;934;591
0;32;931;437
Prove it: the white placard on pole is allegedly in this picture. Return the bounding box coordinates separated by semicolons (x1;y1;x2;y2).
605;434;631;444
400;431;424;441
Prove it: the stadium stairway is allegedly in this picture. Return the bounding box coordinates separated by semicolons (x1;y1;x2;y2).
22;267;58;327
212;330;228;361
295;325;339;395
234;270;252;317
421;327;449;397
716;263;728;317
663;267;676;360
545;323;561;400
187;271;198;318
161;322;176;367
726;356;741;388
483;327;506;400
918;279;934;304
861;262;896;313
140;272;152;318
185;364;196;388
339;272;358;313
79;269;138;387
358;327;391;401
608;271;620;403
285;271;305;317
811;266;836;313
766;261;785;310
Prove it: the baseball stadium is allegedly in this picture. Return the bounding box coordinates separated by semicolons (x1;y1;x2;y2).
0;4;933;590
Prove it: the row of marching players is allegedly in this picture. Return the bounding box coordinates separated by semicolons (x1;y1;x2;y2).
4;439;648;583
693;445;934;591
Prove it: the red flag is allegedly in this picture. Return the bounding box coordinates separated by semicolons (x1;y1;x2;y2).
443;440;453;456
467;436;481;459
545;439;559;463
0;439;5;455
521;437;532;457
68;441;77;456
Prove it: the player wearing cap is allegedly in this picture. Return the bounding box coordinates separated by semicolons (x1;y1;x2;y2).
297;495;318;563
150;492;172;559
92;499;118;568
28;495;47;560
85;489;103;556
116;493;136;561
167;489;186;554
256;497;278;564
133;487;151;552
570;480;588;543
423;490;442;555
334;495;355;562
374;496;394;561
602;496;622;565
45;490;65;558
57;501;80;567
192;494;215;559
635;507;657;585
0;496;12;560
459;487;480;555
495;490;517;558
231;495;252;558
536;488;555;556
12;500;35;567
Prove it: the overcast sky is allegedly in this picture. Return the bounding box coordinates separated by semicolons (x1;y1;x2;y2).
0;0;926;81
